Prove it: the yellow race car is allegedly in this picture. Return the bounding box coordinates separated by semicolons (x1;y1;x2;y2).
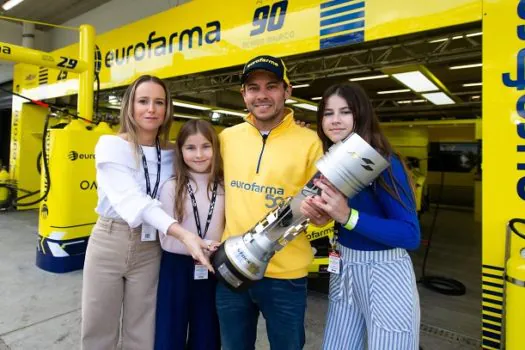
306;222;334;277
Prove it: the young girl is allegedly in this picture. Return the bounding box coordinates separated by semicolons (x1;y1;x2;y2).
155;119;224;350
301;83;421;350
81;75;213;350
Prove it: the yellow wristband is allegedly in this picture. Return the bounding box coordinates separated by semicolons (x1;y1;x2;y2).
343;209;359;231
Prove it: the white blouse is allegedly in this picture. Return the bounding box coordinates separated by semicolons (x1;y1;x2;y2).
94;135;176;234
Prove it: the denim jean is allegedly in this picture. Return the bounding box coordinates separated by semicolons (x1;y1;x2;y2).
216;277;308;350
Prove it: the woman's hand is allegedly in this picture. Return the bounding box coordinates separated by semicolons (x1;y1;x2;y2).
300;196;332;226
180;233;215;272
167;223;215;272
311;178;351;225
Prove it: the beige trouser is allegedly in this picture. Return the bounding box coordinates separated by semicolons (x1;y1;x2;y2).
81;217;161;350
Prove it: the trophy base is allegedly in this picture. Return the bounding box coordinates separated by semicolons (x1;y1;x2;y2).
211;243;257;292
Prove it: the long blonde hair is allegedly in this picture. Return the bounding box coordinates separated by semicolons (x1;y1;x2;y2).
119;75;173;159
173;120;223;222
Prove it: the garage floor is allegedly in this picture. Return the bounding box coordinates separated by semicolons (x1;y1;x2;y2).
0;207;481;350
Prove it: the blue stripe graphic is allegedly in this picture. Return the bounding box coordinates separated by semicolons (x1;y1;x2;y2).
320;20;364;36
321;11;364;27
321;2;365;18
321;0;358;10
320;0;366;49
320;32;364;49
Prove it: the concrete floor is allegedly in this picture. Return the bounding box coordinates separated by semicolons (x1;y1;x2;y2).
0;208;480;350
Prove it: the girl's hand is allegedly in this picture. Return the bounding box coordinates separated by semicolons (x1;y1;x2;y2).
300;196;332;226
312;178;351;225
204;240;221;253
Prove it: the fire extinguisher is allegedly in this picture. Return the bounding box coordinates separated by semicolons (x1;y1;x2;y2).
503;218;525;349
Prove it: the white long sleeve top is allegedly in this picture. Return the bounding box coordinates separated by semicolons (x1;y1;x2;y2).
94;135;176;234
158;172;224;255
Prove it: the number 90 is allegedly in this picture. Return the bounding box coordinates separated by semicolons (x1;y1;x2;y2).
250;1;289;36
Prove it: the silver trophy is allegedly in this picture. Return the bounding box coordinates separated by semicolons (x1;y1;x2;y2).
211;133;390;291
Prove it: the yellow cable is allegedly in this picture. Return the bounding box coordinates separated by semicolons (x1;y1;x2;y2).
0;15;79;31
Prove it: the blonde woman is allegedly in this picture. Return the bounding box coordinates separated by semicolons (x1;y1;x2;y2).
81;75;216;350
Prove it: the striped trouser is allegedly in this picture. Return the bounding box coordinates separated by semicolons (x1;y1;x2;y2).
322;245;420;350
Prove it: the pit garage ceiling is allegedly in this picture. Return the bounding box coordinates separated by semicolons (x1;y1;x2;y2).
0;0;113;29
115;22;482;126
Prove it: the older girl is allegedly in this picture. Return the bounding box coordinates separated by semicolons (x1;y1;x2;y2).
301;83;421;350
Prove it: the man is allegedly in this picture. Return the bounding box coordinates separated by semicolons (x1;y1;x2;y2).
217;55;324;350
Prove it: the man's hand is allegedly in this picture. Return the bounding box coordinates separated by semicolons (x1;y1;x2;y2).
300;196;331;226
295;120;311;128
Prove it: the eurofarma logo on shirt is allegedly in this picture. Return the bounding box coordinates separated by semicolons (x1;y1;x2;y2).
230;180;285;209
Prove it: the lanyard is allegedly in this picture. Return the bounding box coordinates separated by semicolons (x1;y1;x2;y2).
140;138;162;198
187;181;218;238
330;225;339;251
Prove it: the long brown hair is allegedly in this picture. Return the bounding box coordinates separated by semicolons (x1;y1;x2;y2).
173;119;224;221
119;75;173;159
316;82;416;209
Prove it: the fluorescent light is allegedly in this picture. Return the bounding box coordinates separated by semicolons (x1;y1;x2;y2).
472;95;480;99
285;99;297;104
466;32;482;37
377;89;410;95
293;84;310;88
429;33;478;43
463;82;482;87
349;74;388;82
173;113;201;119
211;112;221;121
294;103;318;111
429;38;448;43
391;71;439;92
213;109;247;117
2;0;24;10
422;92;455;105
173;100;211;111
397;99;426;104
449;63;482;70
311;97;322;101
108;95;119;105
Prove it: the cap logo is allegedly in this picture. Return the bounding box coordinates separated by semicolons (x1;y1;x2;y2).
245;57;279;71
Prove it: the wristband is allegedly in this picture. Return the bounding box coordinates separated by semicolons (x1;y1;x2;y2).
343;209;359;231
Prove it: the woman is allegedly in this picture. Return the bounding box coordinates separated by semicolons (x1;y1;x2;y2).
81;75;215;350
301;83;421;349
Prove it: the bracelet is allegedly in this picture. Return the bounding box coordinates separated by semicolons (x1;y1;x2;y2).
343;209;359;231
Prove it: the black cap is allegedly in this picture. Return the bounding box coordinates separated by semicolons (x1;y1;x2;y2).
241;55;290;85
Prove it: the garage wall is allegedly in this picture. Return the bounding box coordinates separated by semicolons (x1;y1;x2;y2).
50;0;193;49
